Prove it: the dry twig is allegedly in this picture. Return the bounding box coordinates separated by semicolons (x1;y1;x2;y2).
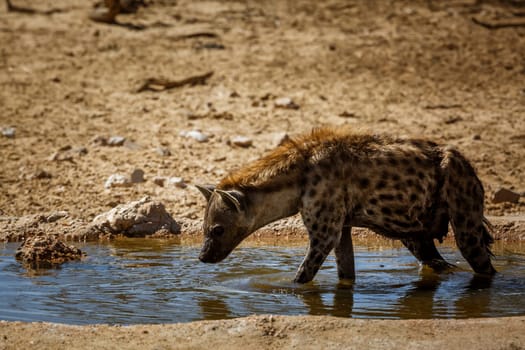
170;32;219;41
472;16;525;29
6;0;63;15
424;104;462;110
137;71;214;93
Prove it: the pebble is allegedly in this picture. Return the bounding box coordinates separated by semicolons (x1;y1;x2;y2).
1;127;16;138
130;169;145;183
274;97;300;110
91;135;108;146
108;136;126;146
153;176;166;187
492;188;520;204
30;170;53;180
155;147;171;156
46;211;69;223
49;146;87;161
104;174;131;189
167;177;187;188
273;132;290;147
180;130;209;143
230;136;253;148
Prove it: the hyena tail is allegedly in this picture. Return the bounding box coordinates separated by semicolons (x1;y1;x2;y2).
441;147;496;275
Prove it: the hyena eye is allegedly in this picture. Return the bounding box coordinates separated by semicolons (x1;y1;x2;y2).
211;226;225;237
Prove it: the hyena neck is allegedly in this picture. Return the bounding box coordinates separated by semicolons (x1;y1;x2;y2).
245;185;302;233
217;136;309;232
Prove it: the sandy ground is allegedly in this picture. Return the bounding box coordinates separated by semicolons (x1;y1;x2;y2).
1;0;525;348
1;315;525;350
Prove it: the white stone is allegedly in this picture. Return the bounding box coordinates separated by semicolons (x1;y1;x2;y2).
274;97;300;110
180;130;209;142
231;136;253;148
90;196;180;236
104;174;131;189
108;136;126;146
1;127;16;138
167;177;187;188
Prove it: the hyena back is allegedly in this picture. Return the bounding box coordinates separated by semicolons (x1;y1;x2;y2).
197;128;495;283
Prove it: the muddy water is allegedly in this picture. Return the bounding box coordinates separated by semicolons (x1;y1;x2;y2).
0;239;524;325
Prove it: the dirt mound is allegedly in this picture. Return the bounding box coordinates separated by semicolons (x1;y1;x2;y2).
15;235;84;269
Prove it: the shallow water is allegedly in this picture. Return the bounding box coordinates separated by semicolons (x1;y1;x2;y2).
1;239;524;325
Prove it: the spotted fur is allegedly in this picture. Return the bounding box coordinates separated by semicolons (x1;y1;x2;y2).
197;128;495;283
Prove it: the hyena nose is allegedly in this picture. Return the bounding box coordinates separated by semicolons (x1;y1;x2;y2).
199;251;214;263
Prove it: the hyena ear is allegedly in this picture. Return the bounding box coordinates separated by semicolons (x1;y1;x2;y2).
195;184;215;202
215;189;244;213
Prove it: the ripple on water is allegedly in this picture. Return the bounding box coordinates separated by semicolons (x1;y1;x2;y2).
0;240;524;324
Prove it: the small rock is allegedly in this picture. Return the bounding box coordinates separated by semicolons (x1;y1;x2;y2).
105;174;131;189
153;176;166;187
230;136;253;148
155;147;171;156
180;130;209;143
272;132;290;147
195;42;225;50
75;146;88;155
492;188;520;204
30;170;53;180
339;111;359;118
91;135;108;146
46;211;69;223
49;146;87;162
89;5;117;24
274;97;300;110
444;116;462;125
1;127;16;138
130;169;145;183
472;134;481;140
49;151;72;162
167;177;187;188
15;235;84;269
108;136;126;146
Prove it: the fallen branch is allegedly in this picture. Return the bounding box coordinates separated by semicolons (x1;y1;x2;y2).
170;32;219;41
424;104;462;110
6;0;63;15
89;5;145;31
137;71;214;93
472;16;525;29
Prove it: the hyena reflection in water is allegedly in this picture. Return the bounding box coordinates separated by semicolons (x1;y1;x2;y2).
196;128;495;283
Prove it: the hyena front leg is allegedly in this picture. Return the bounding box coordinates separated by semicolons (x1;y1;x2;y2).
401;236;455;272
334;223;355;280
295;206;345;283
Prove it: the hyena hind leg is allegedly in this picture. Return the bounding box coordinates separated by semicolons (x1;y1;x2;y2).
441;148;496;275
401;237;455;273
451;217;496;275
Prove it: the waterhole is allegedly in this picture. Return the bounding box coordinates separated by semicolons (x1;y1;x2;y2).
1;239;524;324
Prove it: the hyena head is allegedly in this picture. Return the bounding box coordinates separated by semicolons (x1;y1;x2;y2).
196;185;251;263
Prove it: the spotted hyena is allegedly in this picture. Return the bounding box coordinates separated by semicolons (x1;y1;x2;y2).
196;128;495;283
